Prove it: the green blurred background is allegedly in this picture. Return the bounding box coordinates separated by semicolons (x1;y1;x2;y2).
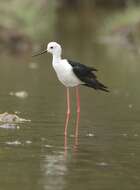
0;0;140;54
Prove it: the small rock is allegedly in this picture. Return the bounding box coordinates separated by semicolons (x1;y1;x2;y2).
128;104;133;109
29;62;39;69
96;162;109;167
9;91;28;99
0;123;16;129
6;141;21;145
122;133;128;137
0;112;30;123
86;133;95;137
44;145;53;148
25;140;32;144
134;134;138;137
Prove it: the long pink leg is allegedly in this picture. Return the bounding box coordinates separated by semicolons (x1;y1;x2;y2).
75;86;80;138
64;88;71;136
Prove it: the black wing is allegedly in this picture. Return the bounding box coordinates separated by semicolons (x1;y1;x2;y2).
68;60;98;73
68;60;109;92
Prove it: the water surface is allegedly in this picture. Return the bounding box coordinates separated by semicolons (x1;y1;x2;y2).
0;8;140;190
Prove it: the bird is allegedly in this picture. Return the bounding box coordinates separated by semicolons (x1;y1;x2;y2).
33;42;109;136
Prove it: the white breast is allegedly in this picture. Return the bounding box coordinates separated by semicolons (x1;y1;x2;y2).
52;59;82;87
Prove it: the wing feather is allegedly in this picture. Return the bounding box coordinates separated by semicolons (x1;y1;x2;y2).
68;60;109;92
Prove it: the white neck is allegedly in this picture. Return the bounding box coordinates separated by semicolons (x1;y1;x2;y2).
52;53;61;64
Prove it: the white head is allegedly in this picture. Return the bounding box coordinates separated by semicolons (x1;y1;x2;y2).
32;41;62;57
47;42;62;57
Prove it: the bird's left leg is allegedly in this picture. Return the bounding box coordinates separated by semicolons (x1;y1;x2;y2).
75;86;80;138
64;87;71;136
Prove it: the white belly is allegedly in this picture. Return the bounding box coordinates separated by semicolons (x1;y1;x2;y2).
53;59;82;87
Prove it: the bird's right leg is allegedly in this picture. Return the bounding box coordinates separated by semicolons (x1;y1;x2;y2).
64;87;71;136
75;86;80;138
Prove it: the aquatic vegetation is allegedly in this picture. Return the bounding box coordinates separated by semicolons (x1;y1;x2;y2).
0;0;57;41
98;6;140;54
102;6;140;33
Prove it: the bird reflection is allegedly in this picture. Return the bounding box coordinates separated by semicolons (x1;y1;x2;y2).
41;152;67;190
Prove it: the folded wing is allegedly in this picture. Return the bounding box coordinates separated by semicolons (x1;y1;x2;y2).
68;60;109;92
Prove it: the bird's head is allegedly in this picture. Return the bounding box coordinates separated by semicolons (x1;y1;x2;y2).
47;42;62;56
32;42;62;57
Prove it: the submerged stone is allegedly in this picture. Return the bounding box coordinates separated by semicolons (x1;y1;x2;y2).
0;112;30;123
9;91;28;99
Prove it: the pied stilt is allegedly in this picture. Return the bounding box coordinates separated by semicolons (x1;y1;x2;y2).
33;42;109;136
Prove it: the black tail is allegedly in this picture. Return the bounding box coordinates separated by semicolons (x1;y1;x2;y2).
83;79;109;92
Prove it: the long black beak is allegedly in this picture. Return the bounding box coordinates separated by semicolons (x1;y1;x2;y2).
32;49;47;57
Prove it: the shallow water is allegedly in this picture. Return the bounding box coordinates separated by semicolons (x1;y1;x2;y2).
0;8;140;190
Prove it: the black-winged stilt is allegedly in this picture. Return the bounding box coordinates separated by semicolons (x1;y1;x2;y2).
33;42;109;136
